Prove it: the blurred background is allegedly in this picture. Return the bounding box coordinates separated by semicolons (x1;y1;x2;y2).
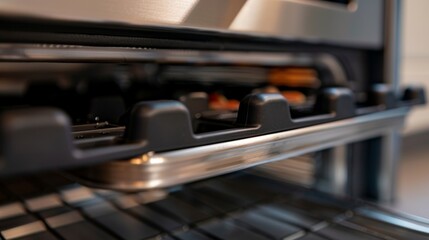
402;0;429;134
396;0;429;218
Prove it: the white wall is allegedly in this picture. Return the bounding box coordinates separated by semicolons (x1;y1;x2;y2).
401;0;429;134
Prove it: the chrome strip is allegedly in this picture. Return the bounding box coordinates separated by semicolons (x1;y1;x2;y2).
378;0;402;202
72;107;409;191
384;0;402;93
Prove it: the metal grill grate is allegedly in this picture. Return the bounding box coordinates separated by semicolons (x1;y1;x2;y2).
0;172;427;240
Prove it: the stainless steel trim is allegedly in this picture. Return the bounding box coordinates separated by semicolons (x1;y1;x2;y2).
379;0;402;202
71;107;409;191
376;129;402;203
0;0;383;47
384;0;402;93
315;146;349;196
252;154;316;187
230;0;383;47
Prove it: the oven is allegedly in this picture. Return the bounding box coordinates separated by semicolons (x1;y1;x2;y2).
0;0;427;239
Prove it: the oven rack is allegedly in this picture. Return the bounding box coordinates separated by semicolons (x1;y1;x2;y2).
0;84;425;177
0;172;428;240
71;105;409;190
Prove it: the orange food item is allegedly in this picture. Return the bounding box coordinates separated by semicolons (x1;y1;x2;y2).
269;68;320;88
209;93;240;110
281;91;306;105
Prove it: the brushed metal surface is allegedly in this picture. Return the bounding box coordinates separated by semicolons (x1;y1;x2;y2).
0;0;383;47
71;107;409;191
384;0;402;92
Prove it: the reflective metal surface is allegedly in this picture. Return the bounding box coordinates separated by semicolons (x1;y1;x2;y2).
71;107;409;191
384;0;402;93
0;0;383;47
357;206;429;234
252;154;317;187
375;129;402;203
315;146;349;196
0;44;348;84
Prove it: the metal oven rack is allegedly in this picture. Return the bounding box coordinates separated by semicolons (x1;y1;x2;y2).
0;45;425;203
0;3;427;240
0;172;428;240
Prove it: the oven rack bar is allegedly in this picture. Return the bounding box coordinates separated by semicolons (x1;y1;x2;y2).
71;107;409;191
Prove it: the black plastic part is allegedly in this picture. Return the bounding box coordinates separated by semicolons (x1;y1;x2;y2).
0;108;75;174
313;88;355;117
402;86;427;105
0;85;425;176
179;92;209;117
368;84;397;109
125;100;195;148
236;94;294;128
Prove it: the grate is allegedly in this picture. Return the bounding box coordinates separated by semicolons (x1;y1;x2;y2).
0;172;427;240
